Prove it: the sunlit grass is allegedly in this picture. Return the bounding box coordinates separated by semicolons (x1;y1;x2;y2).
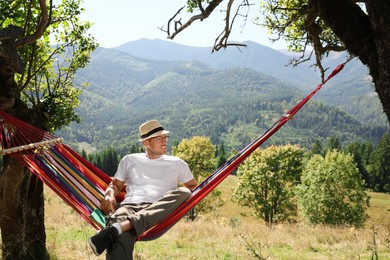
39;175;390;259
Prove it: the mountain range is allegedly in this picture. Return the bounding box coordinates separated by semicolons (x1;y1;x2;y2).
58;39;389;154
114;39;381;121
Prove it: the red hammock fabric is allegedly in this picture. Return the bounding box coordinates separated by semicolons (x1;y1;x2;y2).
138;63;345;240
0;63;345;240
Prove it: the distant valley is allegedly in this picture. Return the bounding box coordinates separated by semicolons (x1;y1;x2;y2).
57;39;389;154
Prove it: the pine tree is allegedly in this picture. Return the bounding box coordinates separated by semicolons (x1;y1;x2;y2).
325;135;341;152
366;134;390;193
344;140;373;189
310;139;324;156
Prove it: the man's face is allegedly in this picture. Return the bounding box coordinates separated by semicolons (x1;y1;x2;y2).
144;134;168;159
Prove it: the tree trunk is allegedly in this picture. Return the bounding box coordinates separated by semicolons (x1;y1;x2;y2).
0;157;49;259
315;0;390;124
365;1;390;125
1;2;56;257
0;54;48;258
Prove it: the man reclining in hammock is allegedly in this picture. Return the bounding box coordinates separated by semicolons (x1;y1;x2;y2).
88;119;198;258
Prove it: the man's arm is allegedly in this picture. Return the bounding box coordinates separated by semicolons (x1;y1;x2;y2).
182;179;198;191
100;178;125;214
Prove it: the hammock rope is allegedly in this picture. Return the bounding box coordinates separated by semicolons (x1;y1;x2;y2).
0;62;346;240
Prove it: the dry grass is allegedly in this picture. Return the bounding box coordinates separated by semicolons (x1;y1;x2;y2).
3;175;390;259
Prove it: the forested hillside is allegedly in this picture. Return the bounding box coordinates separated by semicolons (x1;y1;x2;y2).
116;39;388;126
57;47;389;155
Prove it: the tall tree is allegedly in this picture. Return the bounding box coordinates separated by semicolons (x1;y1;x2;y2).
172;136;220;220
310;138;324;156
164;0;390;124
0;0;97;258
86;147;120;176
215;142;228;168
366;133;390;193
232;145;303;225
344;140;373;189
325;135;341;152
298;150;369;227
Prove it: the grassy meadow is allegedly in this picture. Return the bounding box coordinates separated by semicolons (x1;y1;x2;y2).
30;176;390;259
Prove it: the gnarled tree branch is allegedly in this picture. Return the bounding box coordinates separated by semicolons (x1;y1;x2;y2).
0;0;50;75
165;0;251;52
213;0;251;52
15;0;49;48
166;0;224;40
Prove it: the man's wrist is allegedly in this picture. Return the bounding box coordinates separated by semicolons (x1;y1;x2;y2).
104;193;115;199
105;184;118;197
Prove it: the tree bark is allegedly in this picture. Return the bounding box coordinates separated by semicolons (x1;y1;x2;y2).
365;1;390;125
314;0;390;124
0;157;48;259
0;41;49;260
0;98;49;259
1;1;71;258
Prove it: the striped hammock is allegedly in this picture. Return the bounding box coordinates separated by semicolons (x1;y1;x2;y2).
0;63;345;241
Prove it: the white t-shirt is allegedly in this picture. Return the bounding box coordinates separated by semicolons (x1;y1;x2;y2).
114;153;194;204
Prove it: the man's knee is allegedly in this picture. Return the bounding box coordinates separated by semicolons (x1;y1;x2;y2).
177;187;192;200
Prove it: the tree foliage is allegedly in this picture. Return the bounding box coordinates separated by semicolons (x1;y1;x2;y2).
260;0;347;77
0;0;97;258
310;138;324;156
366;133;390;193
311;134;389;193
1;0;97;130
232;145;303;225
298;150;369;227
83;147;120;177
20;1;97;131
164;0;390;124
173;136;222;220
344;139;374;191
324;135;341;152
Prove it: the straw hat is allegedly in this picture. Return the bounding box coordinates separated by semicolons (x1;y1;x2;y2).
139;120;170;142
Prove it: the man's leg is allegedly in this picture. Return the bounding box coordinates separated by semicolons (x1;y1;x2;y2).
128;187;192;236
98;204;141;258
88;187;192;257
89;203;139;257
106;230;137;260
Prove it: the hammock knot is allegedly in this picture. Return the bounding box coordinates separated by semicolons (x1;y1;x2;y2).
283;113;292;119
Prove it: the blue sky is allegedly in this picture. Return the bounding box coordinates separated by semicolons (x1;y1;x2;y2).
79;0;287;50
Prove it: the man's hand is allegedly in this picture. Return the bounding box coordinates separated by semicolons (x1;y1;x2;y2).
101;194;116;215
100;179;124;214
